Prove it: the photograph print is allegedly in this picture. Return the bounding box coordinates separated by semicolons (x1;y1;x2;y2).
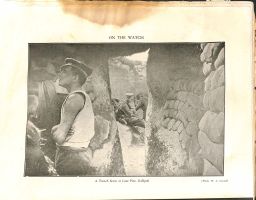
25;42;225;177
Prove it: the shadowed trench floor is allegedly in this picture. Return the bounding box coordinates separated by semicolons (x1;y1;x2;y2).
117;122;146;176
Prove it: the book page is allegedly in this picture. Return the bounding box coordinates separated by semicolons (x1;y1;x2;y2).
0;1;254;199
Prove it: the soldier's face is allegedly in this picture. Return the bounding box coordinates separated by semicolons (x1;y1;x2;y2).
59;66;75;87
127;96;135;103
84;76;93;93
138;94;143;100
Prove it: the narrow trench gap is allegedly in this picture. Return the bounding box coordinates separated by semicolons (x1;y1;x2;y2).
108;49;150;176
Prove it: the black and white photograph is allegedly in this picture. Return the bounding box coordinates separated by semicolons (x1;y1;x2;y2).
25;43;225;177
0;1;255;199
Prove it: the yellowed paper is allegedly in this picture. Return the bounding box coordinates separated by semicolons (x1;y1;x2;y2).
0;1;254;199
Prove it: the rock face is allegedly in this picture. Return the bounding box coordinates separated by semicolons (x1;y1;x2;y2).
84;64;126;176
146;43;224;176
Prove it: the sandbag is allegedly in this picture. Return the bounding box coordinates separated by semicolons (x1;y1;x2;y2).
190;81;199;93
168;80;175;90
203;91;210;109
161;117;171;129
166;88;176;100
174;100;180;110
179;102;189;113
179;129;189;149
203;62;213;76
186;121;198;137
173;80;181;91
186;93;203;109
204;71;215;92
198;131;224;173
203;159;222;176
207;112;224;144
163;100;170;110
177;101;185;110
209;86;225;112
176;111;188;127
164;100;175;110
172;120;181;131
168;108;178;118
217;65;225;87
214;47;225;69
177;91;188;102
186;80;194;92
200;43;207;50
200;43;223;63
211;65;224;90
200;43;212;62
180;79;188;91
168;100;176;109
168;118;176;130
184;106;204;122
177;122;184;134
199;111;217;133
193;81;204;95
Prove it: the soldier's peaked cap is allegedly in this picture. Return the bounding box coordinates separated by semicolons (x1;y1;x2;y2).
60;58;93;77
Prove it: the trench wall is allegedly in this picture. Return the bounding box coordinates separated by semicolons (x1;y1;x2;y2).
146;43;224;176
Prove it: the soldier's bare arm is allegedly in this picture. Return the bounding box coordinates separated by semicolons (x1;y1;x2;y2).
52;94;85;145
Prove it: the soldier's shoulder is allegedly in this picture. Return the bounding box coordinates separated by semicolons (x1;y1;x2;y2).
65;93;85;108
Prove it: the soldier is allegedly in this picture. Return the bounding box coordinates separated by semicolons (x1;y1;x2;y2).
112;98;127;125
51;58;95;176
120;93;145;128
135;93;147;120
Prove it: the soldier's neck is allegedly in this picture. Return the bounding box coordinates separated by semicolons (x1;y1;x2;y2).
68;83;82;93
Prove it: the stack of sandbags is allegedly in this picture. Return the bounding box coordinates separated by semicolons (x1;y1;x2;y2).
153;78;205;175
198;42;225;175
200;43;224;66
